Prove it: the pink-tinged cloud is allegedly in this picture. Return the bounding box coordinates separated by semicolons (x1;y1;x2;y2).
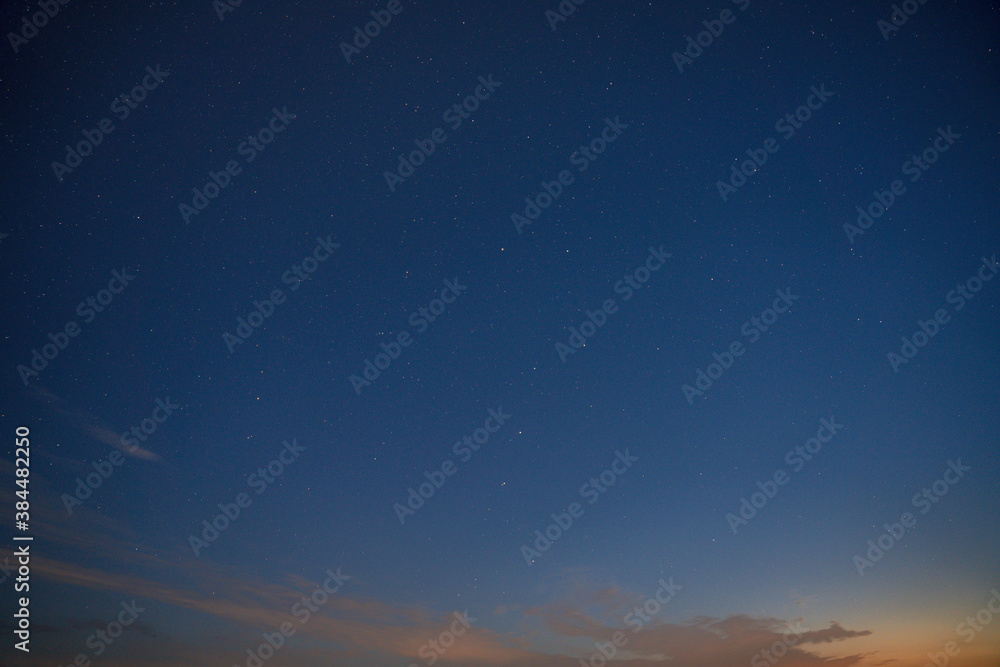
0;494;885;667
525;586;874;667
17;551;876;667
27;384;160;461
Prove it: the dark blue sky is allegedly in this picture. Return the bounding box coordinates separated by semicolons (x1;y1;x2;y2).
1;1;998;666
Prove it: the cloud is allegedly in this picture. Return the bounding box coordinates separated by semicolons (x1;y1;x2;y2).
11;546;876;667
27;384;160;461
526;587;873;667
799;621;873;644
0;494;877;667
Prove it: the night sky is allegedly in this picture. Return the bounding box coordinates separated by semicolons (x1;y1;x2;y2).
1;1;999;666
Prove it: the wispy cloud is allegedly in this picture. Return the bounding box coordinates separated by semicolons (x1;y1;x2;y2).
27;384;160;461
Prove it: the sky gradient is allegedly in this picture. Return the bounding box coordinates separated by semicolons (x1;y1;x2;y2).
1;0;999;666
